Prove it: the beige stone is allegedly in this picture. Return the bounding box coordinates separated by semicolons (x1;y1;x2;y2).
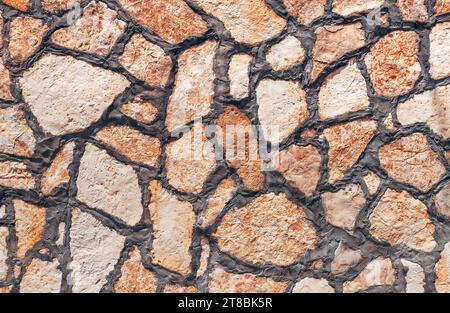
229;53;252;99
192;0;286;45
333;0;384;17
369;189;437;252
283;0;326;25
166;41;217;132
20;54;130;136
331;243;362;275
2;0;30;11
0;161;35;190
379;133;446;192
435;0;450;15
363;172;380;195
198;237;210;277
0;107;36;157
201;178;235;228
435;183;450;220
120;98;158;124
343;258;395;293
0;57;13;100
397;0;428;22
266;36;305;71
41;0;81;12
0;205;5;219
292;278;335;293
164;285;197;293
435;242;450;293
384;114;396;131
41;142;75;195
148;181;195;276
77;143;143;225
0;228;8;281
20;259;61;293
429;22;450;80
401;259;425;293
214;193;319;266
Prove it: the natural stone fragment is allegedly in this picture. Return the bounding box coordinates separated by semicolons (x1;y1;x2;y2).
77;144;143;225
429;22;450;80
20;54;130;136
384;114;396;132
332;0;384;17
435;242;450;293
274;145;322;197
0;57;13;100
0;107;36;157
0;161;34;190
56;223;64;246
41;0;81;12
9;16;48;64
95;125;160;167
369;189;437;252
229;53;252;99
214;193;319;266
397;0;428;22
292;278;335;293
120;98;158;124
164;285;197;293
117;0;207;44
0;286;12;293
114;248;157;293
435;183;450;219
324;118;377;183
208;267;288;293
1;0;30;11
435;0;450;15
363;172;380;195
191;0;286;45
41;142;75;195
322;184;366;232
331;243;363;275
20;259;61;293
0;205;5;218
51;1;126;56
148;181;195;276
283;0;326;25
70;208;125;293
266;35;305;71
201;178;235;228
318;60;369;119
198;237;210;277
379;133;446;192
312;23;365;80
257;79;308;144
343;258;395;293
0;15;2;49
401;259;425;293
120;34;172;87
166;41;217;132
0;228;8;281
366;31;421;98
397;85;450;139
14;199;46;259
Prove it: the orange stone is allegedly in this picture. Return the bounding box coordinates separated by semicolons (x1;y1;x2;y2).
120;98;158;124
164;285;197;293
397;0;428;22
0;106;36;157
1;0;30;11
283;0;326;25
0;57;13;100
41;142;75;195
201;178;236;227
435;0;450;15
41;0;81;12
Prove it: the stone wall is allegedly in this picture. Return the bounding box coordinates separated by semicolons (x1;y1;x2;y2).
0;0;449;293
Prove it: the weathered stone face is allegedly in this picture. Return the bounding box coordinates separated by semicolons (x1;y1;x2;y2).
283;0;326;25
120;98;158;124
0;227;8;281
435;242;450;293
229;53;252;99
41;0;81;12
332;0;384;17
397;0;428;22
429;22;450;80
0;161;35;190
401;259;425;293
1;0;30;11
20;259;62;293
0;57;13;100
331;243;362;275
343;258;395;293
266;36;305;71
435;0;450;15
435;183;450;220
41;141;75;195
0;107;35;157
201;178;236;228
292;278;335;293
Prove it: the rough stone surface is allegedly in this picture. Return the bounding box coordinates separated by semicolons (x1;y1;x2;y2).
331;243;363;275
401;259;425;293
164;285;197;293
435;242;450;293
0;228;8;281
363;172;381;195
0;161;35;190
266;35;305;71
120;98;158;124
429;22;450;80
0;57;13;100
1;0;30;11
283;0;326;25
201;178;236;228
20;259;61;293
435;183;450;220
435;0;450;15
343;258;395;293
41;0;81;12
333;0;385;17
0;106;36;157
397;0;428;22
229;53;252;99
292;278;335;293
41;142;75;195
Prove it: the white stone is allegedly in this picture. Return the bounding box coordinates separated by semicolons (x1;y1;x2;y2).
266;36;305;71
20;259;62;293
401;259;425;293
429;22;450;79
229;53;252;99
292;278;335;293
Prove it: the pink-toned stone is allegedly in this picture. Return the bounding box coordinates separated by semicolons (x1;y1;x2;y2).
0;161;35;190
164;285;197;293
333;0;384;17
0;57;13;100
292;278;335;293
201;178;236;228
435;242;450;293
401;259;425;293
397;0;428;22
0;106;36;157
20;259;61;293
363;172;381;195
343;258;395;293
435;0;450;15
1;0;30;11
331;243;363;275
41;0;81;12
283;0;326;25
266;35;305;71
429;22;450;80
198;237;210;277
435;183;450;220
120;98;158;124
41;142;75;195
0;227;8;281
229;53;252;99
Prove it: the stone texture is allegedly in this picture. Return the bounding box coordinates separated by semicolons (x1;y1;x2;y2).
164;285;197;293
333;0;385;17
331;243;363;275
324;118;377;183
214;193;319;266
120;98;158;124
198;237;210;277
312;23;365;80
397;85;450;139
0;227;8;281
20;54;130;136
435;242;450;293
257;79;308;144
435;183;450;220
435;0;450;15
148;181;195;276
14;199;46;259
429;22;450;80
0;106;36;157
201;178;236;228
1;0;30;11
0;161;35;190
20;259;61;293
397;0;428;22
41;142;75;195
120;34;172;87
401;259;425;293
208;267;288;293
363;172;381;195
95;125;160;167
366;31;421;98
70;208;125;293
343;258;395;293
229;53;252;99
266;35;305;71
283;0;326;25
51;1;126;56
379;133;446;192
77;143;143;225
0;57;13;100
41;0;81;12
191;0;286;45
292;278;335;293
369;189;437;252
166;41;217;132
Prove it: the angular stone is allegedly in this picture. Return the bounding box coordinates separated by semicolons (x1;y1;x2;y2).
41;0;81;12
0;205;5;219
9;16;48;64
192;0;286;45
41;142;75;195
148;181;195;276
166;41;217;132
0;107;36;157
164;285;197;293
283;0;326;25
70;208;125;293
274;145;322;197
292;278;335;293
120;34;172;87
435;242;450;293
366;31;421;98
312;23;365;80
20;259;61;293
0;228;8;281
114;248;157;293
401;259;425;293
51;1;126;56
198;237;210;277
229;53;252;99
0;15;2;49
397;0;428;22
20;54;130;136
95;125;160;167
1;0;30;11
343;258;395;293
208;267;288;293
257;79;308;144
363;172;381;195
324;118;377;183
0;161;34;190
118;0;207;44
14;199;46;259
333;0;384;17
379;133;446;192
429;22;450;80
215;193;319;266
435;183;450;220
331;243;363;275
0;57;13;100
397;85;450;139
120;98;158;124
201;178;236;228
435;0;450;15
77;143;143;225
369;189;437;252
266;35;305;71
322;184;365;232
318;60;369;119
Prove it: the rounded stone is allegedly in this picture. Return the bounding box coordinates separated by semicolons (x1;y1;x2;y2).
429;22;450;80
266;35;305;71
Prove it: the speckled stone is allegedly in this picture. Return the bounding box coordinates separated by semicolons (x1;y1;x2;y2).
429;22;450;80
0;106;36;157
283;0;326;25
